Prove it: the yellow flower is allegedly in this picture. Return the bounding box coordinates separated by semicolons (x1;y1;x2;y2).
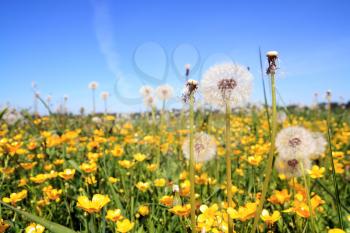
80;162;97;173
135;182;150;192
30;174;49;184
268;189;291;205
154;178;166;187
144;163;156;172
2;190;27;205
20;162;37;170
77;194;110;213
308;165;325;179
25;223;45;233
106;209;124;222
119;160;135;169
0;219;10;233
328;228;345;233
133;153;146;162
42;185;62;202
247;155;262;166
260;209;281;225
159;195;173;207
58;169;76;180
169;204;191;216
227;202;257;222
138;205;150;216
108;177;120;184
111;145;124;157
116;219;134;233
197;204;220;228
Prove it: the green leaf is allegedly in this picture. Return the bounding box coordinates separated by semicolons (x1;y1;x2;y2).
0;201;77;233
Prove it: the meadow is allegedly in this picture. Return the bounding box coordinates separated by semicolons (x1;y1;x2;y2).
0;54;349;233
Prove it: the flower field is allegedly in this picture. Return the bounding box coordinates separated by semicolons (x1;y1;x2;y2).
1;100;350;233
0;55;349;233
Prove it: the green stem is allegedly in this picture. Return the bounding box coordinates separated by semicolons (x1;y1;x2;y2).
326;122;344;229
189;94;196;233
300;162;317;233
225;102;233;233
251;72;277;233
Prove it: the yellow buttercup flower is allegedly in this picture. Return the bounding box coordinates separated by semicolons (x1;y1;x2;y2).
77;194;110;213
106;209;124;222
58;169;76;180
2;189;27;205
42;185;62;202
119;160;135;169
159;195;173;207
260;209;281;225
30;174;49;184
227;202;257;222
133;153;146;162
169;204;191;216
154;178;166;187
25;223;45;233
328;228;345;233
136;182;150;192
308;165;325;179
138;205;149;216
116;219;134;233
0;219;10;233
268;189;291;205
111;144;124;157
80;162;97;173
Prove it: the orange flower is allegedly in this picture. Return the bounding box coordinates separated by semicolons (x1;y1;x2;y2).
268;189;291;205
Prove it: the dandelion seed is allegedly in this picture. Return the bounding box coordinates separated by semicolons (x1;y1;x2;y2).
275;126;316;160
182;132;217;163
156;84;174;101
275;156;311;178
139;85;154;97
201;63;253;109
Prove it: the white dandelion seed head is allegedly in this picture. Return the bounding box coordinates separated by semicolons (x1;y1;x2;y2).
266;50;279;58
275;126;316;160
3;109;22;125
100;91;110;100
309;132;327;159
182;132;217;163
143;95;156;108
92;116;102;124
139;85;154;97
275;156;311;178
156;84;174;101
200;63;253;109
88;81;99;90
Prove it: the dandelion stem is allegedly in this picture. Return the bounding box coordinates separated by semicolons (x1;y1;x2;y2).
225;101;234;233
189;94;196;233
251;71;277;233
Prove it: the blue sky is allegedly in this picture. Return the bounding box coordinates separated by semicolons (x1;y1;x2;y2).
1;0;349;113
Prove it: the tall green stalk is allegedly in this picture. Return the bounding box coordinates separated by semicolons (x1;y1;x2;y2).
300;162;317;232
326;124;344;229
189;94;196;233
251;72;277;233
225;102;234;233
